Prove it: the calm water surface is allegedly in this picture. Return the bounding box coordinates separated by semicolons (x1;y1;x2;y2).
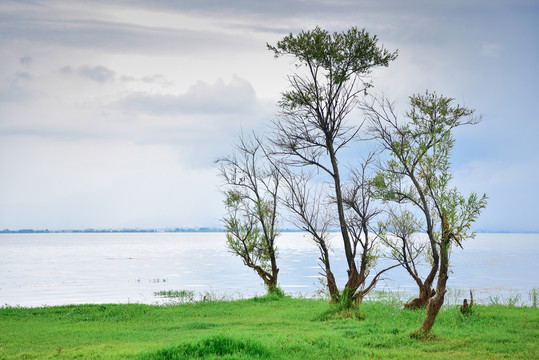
0;232;537;307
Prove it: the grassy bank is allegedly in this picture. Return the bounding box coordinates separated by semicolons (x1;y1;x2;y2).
1;295;537;359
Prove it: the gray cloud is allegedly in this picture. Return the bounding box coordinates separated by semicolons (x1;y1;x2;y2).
19;56;32;65
2;0;533;61
0;84;27;103
115;76;257;116
119;74;172;86
0;12;257;55
89;0;536;36
15;71;31;80
77;66;115;83
0;71;32;103
60;65;115;82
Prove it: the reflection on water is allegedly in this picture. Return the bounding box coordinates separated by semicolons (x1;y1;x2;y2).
0;232;537;307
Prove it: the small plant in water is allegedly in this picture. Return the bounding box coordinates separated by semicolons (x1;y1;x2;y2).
446;288;466;306
528;288;538;308
366;287;406;308
506;292;522;307
154;289;195;303
150;278;167;283
487;295;502;306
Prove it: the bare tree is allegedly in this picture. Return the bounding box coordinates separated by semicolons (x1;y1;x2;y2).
342;154;402;305
277;166;339;300
217;134;282;294
377;208;432;309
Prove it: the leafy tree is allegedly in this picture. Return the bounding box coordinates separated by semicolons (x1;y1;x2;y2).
268;26;398;306
364;91;487;334
217;135;281;294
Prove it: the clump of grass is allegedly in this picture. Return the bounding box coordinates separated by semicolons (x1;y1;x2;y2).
409;329;437;341
317;305;365;321
250;292;287;303
138;334;273;359
268;286;285;298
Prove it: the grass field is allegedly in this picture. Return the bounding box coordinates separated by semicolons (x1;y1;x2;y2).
1;293;537;359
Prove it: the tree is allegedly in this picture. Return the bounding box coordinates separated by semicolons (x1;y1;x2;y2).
341;153;403;306
217;134;281;294
277;166;340;300
364;90;487;334
267;26;398;306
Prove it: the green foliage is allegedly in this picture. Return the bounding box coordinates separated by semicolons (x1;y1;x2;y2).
367;90;488;333
315;288;366;321
218;136;280;288
268;26;397;160
371;91;487;248
267;26;397;85
138;335;272;359
223;193;276;273
249;290;286;303
268;286;286;298
316;301;365;322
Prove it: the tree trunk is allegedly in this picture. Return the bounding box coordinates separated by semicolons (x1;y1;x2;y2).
404;222;439;310
416;238;449;334
404;279;436;309
251;264;278;294
326;267;339;302
326;139;360;304
345;266;362;294
270;253;279;292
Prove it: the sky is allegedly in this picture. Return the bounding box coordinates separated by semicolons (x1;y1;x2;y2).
0;0;538;232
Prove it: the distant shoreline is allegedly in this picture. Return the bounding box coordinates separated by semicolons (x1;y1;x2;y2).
0;228;537;234
0;228;224;234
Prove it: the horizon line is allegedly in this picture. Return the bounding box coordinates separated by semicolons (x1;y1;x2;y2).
1;228;537;234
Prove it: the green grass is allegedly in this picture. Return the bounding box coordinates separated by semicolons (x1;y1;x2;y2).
1;296;537;359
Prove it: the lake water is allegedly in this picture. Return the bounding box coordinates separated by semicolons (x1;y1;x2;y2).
1;232;537;307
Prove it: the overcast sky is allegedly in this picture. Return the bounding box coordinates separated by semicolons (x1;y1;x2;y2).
0;0;537;232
